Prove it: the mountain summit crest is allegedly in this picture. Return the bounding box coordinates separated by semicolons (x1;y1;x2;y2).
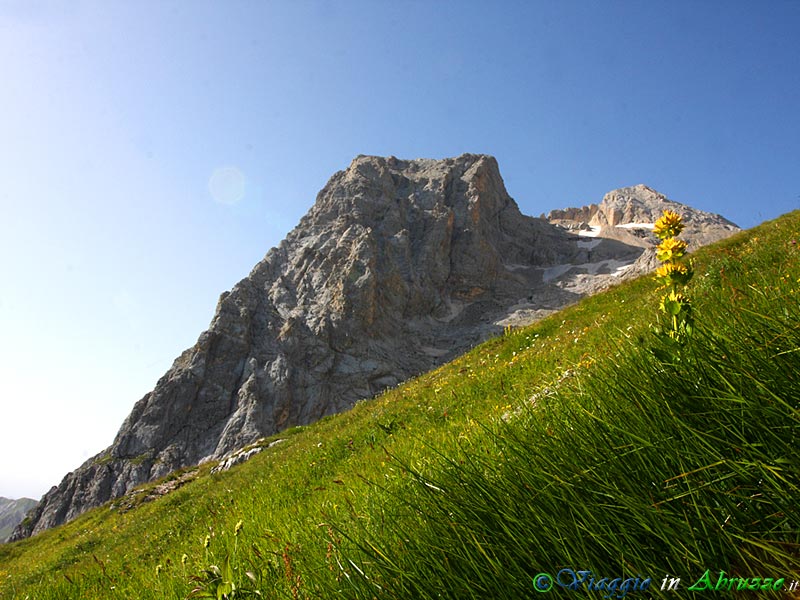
12;155;739;540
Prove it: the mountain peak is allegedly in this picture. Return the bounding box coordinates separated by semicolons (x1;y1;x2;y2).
548;184;739;248
310;153;504;221
13;158;740;541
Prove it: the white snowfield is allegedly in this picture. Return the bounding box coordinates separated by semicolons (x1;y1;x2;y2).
576;225;602;250
577;238;602;250
615;222;655;229
541;258;633;283
577;225;602;237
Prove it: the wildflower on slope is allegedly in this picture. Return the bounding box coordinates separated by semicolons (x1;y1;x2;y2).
653;209;685;239
660;290;692;317
656;237;688;262
652;209;694;343
655;262;693;287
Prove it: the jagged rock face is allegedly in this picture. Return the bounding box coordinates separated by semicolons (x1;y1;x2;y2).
526;184;740;315
0;497;37;542
12;157;740;540
549;184;739;248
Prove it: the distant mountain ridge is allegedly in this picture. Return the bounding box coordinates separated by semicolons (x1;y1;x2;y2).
0;497;37;542
12;155;739;540
548;184;738;247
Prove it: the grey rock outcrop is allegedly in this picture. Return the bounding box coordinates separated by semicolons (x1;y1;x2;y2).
12;156;739;540
0;497;37;542
548;184;739;248
210;439;285;474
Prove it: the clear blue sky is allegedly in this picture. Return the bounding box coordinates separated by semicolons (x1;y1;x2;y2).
1;1;798;500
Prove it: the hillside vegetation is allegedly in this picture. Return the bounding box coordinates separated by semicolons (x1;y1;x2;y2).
1;211;798;599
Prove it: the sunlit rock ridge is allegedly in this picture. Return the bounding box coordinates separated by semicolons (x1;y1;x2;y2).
12;155;739;540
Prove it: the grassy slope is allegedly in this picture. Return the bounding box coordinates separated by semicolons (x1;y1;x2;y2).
1;212;798;599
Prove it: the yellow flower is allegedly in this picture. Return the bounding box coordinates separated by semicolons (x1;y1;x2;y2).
655;264;675;278
660;290;691;315
655;262;693;286
656;237;688;262
235;520;244;536
653;209;685;239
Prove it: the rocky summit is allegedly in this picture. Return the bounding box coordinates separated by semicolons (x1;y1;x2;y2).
12;155;739;540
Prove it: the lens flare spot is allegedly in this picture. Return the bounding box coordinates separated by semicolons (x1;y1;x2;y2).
209;166;246;205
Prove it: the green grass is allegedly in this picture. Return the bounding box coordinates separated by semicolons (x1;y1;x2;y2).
1;212;798;599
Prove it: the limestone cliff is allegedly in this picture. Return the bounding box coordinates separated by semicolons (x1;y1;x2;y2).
12;156;739;540
548;184;739;247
